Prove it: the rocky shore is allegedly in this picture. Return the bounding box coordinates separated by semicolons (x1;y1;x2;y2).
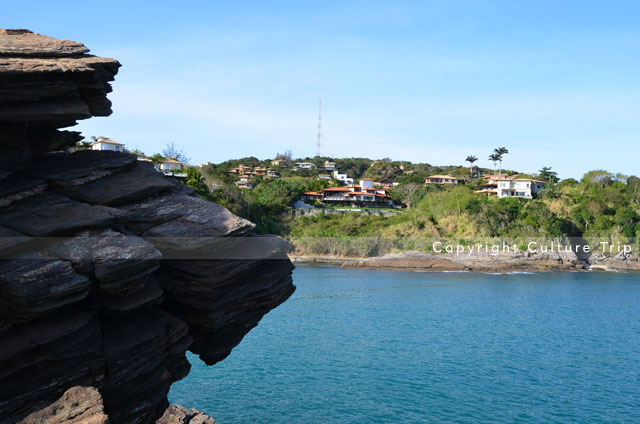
0;30;294;423
291;249;640;273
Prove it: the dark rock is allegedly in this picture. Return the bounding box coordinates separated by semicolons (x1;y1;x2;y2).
0;29;120;169
18;386;109;424
0;253;91;327
0;174;46;207
159;257;295;365
21;150;136;186
120;192;254;247
60;161;176;206
0;29;295;424
0;224;30;256
100;309;192;424
0;311;105;424
0;192;115;236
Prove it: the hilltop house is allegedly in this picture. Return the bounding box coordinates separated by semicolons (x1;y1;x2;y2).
227;164;251;175
332;170;354;185
474;180;498;196
296;162;316;169
318;179;393;208
91;137;124;152
318;174;332;181
235;176;254;189
322;161;336;171
159;158;185;173
425;175;460;185
496;177;546;199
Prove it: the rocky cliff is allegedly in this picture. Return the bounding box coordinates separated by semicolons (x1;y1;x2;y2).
0;29;295;423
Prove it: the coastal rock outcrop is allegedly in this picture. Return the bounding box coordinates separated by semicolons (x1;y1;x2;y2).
0;29;295;423
338;249;585;272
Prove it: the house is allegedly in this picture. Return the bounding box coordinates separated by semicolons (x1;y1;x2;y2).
376;180;397;189
474;180;498;196
254;167;268;176
425;175;460;185
227;164;251;175
199;161;213;168
332;170;354;185
322;161;336;171
266;169;280;179
296;162;316;169
318;174;332;181
470;166;482;178
91;137;125;152
320;179;393;208
272;159;290;168
301;191;322;202
160;158;185;173
496;177;546;199
235;176;254;189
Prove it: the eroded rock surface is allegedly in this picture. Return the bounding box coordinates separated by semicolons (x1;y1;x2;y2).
0;29;294;423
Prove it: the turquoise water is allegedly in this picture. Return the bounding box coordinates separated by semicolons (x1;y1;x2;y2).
169;266;640;423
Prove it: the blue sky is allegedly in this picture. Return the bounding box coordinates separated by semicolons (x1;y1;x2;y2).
3;1;640;178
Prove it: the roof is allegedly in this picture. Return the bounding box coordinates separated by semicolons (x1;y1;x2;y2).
496;177;546;183
318;174;331;177
303;191;321;195
163;158;183;164
427;175;458;179
323;187;351;192
92;138;124;146
360;178;373;181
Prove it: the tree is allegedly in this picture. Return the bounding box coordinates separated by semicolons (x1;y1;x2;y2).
465;155;478;179
494;147;508;177
185;167;207;192
150;153;165;166
488;153;501;178
391;183;425;209
538;166;559;183
539;182;561;199
162;142;190;164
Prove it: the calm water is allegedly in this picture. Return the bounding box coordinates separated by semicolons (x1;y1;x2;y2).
169;266;640;423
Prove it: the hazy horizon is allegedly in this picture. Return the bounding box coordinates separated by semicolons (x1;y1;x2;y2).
3;1;639;179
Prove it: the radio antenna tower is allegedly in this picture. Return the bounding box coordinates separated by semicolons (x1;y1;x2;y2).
316;98;322;157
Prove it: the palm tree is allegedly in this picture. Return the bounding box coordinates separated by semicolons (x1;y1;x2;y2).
465;155;478;179
494;147;509;177
488;153;501;178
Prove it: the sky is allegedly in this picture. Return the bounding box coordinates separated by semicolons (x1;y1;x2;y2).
3;1;640;179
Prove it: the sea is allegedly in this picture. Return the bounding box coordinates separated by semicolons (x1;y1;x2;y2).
169;265;640;423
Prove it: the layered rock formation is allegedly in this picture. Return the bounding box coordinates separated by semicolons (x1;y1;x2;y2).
0;30;294;423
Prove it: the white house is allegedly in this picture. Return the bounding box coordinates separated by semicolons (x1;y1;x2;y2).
91;137;125;152
332;170;354;185
160;158;185;173
359;178;374;189
425;175;460;185
296;162;316;169
496;178;546;199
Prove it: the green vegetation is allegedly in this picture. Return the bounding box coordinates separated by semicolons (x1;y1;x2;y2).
175;153;640;257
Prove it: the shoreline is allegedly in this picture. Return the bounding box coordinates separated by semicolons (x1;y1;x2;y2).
289;251;640;274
